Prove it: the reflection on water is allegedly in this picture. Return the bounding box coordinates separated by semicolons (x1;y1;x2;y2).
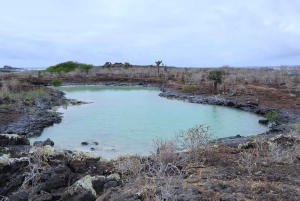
30;86;267;159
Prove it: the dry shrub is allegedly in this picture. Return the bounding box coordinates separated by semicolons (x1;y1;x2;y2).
20;147;49;190
114;138;187;200
238;151;257;176
176;124;213;162
113;155;145;180
267;142;300;164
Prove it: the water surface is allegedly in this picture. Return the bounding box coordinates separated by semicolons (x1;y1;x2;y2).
30;86;267;159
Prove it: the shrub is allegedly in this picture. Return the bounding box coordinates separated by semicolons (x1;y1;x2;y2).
50;79;62;87
265;110;280;122
44;61;93;73
182;82;198;92
123;62;132;69
176;124;213;161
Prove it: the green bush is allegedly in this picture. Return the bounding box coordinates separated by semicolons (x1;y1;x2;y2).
182;83;198;92
44;61;93;73
265;110;280;122
123;62;132;69
50;79;62;87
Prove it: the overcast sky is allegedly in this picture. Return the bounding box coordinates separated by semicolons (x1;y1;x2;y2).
1;0;300;68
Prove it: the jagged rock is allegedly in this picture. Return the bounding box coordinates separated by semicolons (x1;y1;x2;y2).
51;187;66;200
0;134;30;146
42;177;66;192
44;138;54;146
61;175;97;201
29;193;52;201
33;138;54;147
33;141;44;146
9;190;29;201
92;176;106;194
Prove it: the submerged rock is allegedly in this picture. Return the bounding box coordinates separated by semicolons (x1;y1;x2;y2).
259;119;269;125
33;138;54;147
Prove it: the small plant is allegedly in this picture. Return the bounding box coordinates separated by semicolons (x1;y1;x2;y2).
50;79;62;87
265;110;280;122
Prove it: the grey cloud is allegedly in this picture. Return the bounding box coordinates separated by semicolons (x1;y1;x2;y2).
0;0;300;67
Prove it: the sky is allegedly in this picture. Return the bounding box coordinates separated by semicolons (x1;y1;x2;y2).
1;0;300;68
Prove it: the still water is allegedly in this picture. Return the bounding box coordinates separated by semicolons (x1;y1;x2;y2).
30;86;267;159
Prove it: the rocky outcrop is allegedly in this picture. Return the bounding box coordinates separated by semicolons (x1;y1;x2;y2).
0;89;90;137
0;145;118;200
0;134;30;146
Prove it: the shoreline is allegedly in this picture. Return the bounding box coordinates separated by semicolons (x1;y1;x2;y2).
1;79;300;200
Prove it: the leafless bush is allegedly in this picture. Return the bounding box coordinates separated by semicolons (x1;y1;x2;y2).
252;135;268;156
114;138;187;200
268;142;300;164
153;177;183;201
20;147;48;189
113;155;145;180
238;151;256;176
176;124;213;162
152;138;178;165
229;85;246;96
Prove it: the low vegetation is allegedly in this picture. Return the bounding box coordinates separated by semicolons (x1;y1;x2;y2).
50;78;62;87
0;77;51;111
44;61;93;73
182;82;198;92
265;110;281;122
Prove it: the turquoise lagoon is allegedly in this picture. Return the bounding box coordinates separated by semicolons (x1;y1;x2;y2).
30;86;268;159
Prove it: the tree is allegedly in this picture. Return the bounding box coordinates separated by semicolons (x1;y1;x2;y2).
155;61;162;75
207;69;225;94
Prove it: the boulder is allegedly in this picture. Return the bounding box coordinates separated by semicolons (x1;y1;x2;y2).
9;190;29;201
61;175;97;201
44;138;54;146
259;119;269;125
33;138;54;147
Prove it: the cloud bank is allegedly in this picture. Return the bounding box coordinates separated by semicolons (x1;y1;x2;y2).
1;0;300;68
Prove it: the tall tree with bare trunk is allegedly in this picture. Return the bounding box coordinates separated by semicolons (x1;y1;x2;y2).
155;61;162;75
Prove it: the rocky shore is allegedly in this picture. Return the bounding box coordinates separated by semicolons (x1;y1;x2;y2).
0;88;89;137
1;79;300;200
